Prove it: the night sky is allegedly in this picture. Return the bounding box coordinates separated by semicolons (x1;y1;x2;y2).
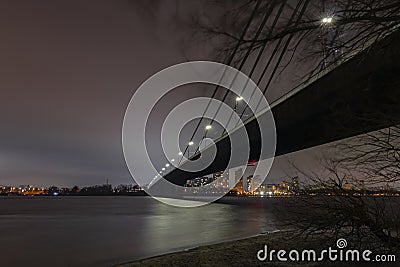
0;0;321;187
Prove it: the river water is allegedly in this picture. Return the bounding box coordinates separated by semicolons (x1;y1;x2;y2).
0;196;285;266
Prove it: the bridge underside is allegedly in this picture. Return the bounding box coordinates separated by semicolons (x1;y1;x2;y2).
164;30;400;186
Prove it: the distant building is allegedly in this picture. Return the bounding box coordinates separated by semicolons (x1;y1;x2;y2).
234;169;243;186
245;175;253;193
212;171;224;181
291;176;299;192
185;176;213;187
232;177;244;194
250;175;261;192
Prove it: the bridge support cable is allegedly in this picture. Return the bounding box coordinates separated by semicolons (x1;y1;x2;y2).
187;0;309;166
193;0;282;150
237;0;311;125
177;0;262;166
216;0;287;138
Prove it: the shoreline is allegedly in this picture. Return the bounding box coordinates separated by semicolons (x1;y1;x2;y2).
115;230;284;266
116;230;399;267
112;230;286;267
115;230;308;267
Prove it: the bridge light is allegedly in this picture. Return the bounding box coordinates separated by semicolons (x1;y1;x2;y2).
205;125;212;130
321;17;333;24
165;163;170;167
178;151;183;156
188;141;194;146
162;168;165;171
171;159;175;162
234;96;244;111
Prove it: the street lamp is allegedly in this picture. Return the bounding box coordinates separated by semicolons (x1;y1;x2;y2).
321;15;334;67
204;125;213;147
162;167;165;171
171;159;175;162
165;163;170;167
188;141;194;157
321;17;333;24
234;96;243;111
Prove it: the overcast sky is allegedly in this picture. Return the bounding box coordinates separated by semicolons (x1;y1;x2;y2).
0;0;195;186
0;0;323;187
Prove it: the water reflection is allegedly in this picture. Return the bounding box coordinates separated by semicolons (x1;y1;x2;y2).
0;196;281;267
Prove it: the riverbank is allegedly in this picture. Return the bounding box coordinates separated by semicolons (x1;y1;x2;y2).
117;230;399;267
116;231;287;267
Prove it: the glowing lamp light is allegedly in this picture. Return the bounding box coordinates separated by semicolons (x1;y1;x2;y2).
322;17;333;24
188;141;194;146
205;125;212;130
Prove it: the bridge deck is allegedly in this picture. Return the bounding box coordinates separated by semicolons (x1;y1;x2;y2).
164;29;400;186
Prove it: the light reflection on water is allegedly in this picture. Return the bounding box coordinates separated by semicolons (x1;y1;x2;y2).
0;196;283;267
